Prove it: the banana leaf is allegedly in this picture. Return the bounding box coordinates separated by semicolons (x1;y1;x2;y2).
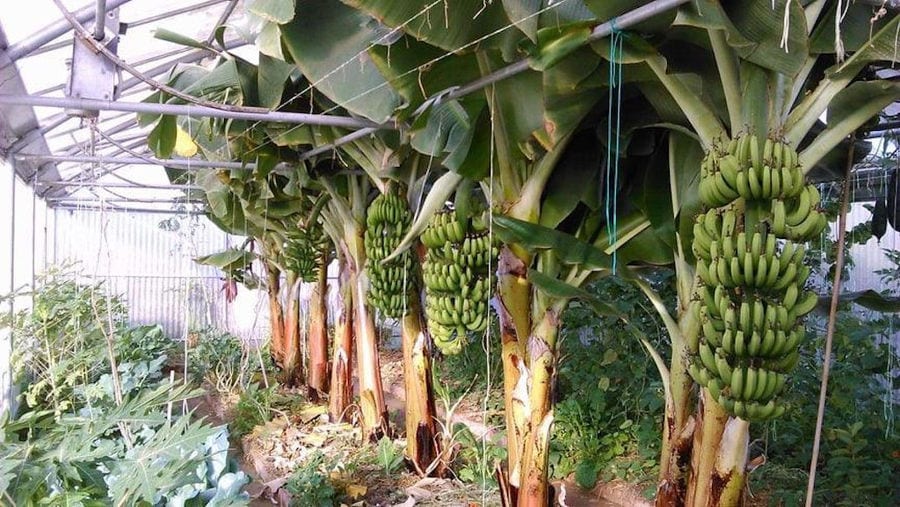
279;0;402;122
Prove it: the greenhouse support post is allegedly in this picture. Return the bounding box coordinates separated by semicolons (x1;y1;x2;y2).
2;162;17;418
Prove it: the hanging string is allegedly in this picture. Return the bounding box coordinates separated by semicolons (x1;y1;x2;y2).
605;19;624;274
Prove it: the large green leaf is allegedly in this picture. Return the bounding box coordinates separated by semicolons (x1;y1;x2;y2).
503;0;542;41
493;214;612;269
538;128;602;229
194;248;256;272
369;36;482;119
343;0;514;52
257;53;296;109
833;290;900;314
785;14;900;144
528;269;622;317
676;0;809;77
668;131;704;263
809;2;897;54
280;0;403;122
539;45;604;146
801;80;900;168
248;0;295;24
147;115;177;159
478;51;548;154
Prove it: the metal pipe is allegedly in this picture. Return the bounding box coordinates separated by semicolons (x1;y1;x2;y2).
36;180;200;190
47;197;203;203
207;0;240;43
0;95;389;130
3;0;133;63
16;153;266;170
52;204;207;215
127;0;227;30
94;0;108;40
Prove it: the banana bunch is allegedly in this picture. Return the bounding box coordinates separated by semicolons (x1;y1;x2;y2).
688;134;825;422
699;135;807;207
283;226;327;282
769;184;828;241
365;191;415;318
423;209;496;354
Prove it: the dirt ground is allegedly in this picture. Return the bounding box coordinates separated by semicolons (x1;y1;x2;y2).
192;349;647;506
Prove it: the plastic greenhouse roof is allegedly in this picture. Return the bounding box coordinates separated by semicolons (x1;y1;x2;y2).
0;0;252;211
0;0;897;213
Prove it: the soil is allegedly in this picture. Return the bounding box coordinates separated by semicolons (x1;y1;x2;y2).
193;349;650;506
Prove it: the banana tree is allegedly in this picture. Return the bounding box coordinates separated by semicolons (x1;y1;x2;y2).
336;1;679;502
585;2;900;504
275;0;450;468
139;51;332;389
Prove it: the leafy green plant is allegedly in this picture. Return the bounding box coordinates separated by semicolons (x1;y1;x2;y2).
284;452;337;507
229;384;277;439
453;424;507;488
749;306;899;506
549;275;668;491
375;436;404;476
188;328;261;393
1;268;249;505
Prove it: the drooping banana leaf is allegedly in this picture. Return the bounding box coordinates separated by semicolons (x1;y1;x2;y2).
342;0;516;53
280;0;403;122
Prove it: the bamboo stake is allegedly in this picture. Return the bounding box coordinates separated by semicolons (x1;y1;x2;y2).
804;134;856;506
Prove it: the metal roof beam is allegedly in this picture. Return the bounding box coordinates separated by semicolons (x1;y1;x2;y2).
206;0;240;44
0;95;389;130
16;154;269;171
47;197;203;204
36;180;200;190
52;204;207;215
2;0;134;65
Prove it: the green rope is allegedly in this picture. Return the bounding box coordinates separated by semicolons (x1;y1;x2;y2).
605;19;624;273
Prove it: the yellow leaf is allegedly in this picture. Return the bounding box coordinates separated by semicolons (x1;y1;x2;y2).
173;126;198;157
345;483;367;500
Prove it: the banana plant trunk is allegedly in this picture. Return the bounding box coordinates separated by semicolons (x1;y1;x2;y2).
266;263;286;368
344;232;390;440
495;246;568;507
516;307;563;507
495;246;532;504
307;252;330;399
281;271;304;386
400;297;442;476
329;259;354;422
657;301;701;505
685;393;748;507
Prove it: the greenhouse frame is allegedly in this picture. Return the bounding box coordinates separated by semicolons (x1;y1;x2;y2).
1;1;898;506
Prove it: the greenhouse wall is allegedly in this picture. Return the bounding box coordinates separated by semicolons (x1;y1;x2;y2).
49;208;272;343
1;160;53;416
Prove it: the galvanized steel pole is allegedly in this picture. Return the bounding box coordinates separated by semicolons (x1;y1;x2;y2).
0;95;390;130
16;153;267;170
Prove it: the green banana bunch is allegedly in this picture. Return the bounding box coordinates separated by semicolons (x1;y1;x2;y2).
365;191;415;318
284;225;328;282
699;135;806;208
689;133;824;423
423;209;497;355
